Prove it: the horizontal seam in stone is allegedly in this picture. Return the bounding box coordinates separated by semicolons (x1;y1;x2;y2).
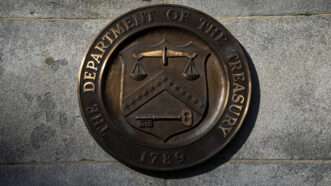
218;13;331;21
227;159;331;164
0;13;330;21
0;160;119;166
2;159;331;166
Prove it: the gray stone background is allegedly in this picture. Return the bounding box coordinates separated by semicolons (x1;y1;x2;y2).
0;0;331;185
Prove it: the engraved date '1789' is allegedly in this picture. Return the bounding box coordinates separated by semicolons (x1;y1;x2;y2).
139;151;185;165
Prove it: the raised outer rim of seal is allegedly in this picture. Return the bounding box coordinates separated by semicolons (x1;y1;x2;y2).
78;4;252;171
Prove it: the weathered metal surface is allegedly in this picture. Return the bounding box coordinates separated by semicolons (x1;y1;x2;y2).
78;5;251;171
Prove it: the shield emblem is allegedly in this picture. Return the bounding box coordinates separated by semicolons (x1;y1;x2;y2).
120;38;209;142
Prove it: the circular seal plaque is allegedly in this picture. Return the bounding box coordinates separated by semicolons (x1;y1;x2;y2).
78;5;251;171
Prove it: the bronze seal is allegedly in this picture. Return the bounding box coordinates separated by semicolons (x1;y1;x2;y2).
78;5;252;171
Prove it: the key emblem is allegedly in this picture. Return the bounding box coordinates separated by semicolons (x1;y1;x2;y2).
135;110;193;128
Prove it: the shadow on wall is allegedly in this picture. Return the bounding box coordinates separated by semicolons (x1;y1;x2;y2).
135;44;261;178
